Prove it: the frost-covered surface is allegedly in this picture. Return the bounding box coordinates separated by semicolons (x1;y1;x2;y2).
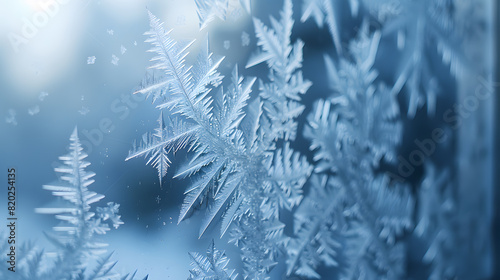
0;0;494;279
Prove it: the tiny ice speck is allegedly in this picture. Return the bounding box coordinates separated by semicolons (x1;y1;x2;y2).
28;105;40;116
79;106;90;115
241;31;250;46
87;56;96;64
39;91;49;101
111;54;119;65
5;109;17;126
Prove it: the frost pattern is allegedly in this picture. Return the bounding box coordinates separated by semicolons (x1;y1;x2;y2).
121;0;490;279
414;164;458;280
28;105;40;116
5;109;17;126
127;4;311;278
188;241;237;280
241;31;250;46
195;0;251;30
35;127;123;279
87;56;96;64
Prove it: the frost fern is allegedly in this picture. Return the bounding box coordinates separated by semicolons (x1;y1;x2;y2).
286;26;413;279
127;6;311;278
188;241;237;280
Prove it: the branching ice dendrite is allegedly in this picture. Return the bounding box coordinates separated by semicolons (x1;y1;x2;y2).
247;0;312;142
301;0;359;55
0;128;147;280
128;7;312;279
188;240;237;280
362;0;470;117
287;25;412;279
195;0;252;30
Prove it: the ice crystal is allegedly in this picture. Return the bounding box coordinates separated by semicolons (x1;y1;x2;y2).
362;0;472;117
287;24;412;279
28;105;40;116
87;56;96;64
188;241;237;280
128;5;311;278
241;31;250;46
111;54;120;65
39;91;49;101
5;109;17;126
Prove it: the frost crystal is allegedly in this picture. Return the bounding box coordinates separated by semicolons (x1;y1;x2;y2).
128;6;311;278
188;241;237;280
300;0;359;55
87;56;96;64
39;91;49;101
33;128;125;279
176;15;186;26
241;31;250;46
5;109;17;126
28;105;40;116
97;202;124;229
195;0;251;30
79;106;90;115
111;54;119;65
286;20;411;279
240;0;251;13
362;0;472;117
